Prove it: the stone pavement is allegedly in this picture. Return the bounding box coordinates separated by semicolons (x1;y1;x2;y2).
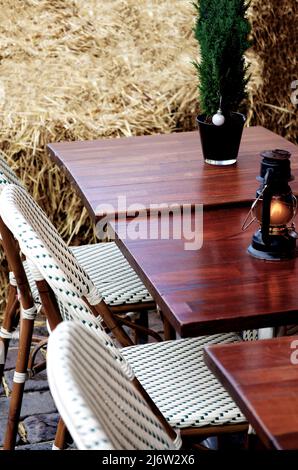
0;312;165;450
0;332;60;450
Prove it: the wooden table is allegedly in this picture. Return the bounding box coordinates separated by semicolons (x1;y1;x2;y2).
47;126;298;222
109;206;298;338
204;336;298;450
48;126;298;338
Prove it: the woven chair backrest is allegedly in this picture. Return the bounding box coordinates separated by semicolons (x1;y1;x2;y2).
0;155;23;187
0;184;105;329
48;321;181;450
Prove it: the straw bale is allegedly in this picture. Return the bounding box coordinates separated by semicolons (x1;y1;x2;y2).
0;0;198;221
246;0;297;143
0;0;198;316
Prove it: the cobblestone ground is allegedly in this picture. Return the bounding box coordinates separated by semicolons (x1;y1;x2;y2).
0;311;165;450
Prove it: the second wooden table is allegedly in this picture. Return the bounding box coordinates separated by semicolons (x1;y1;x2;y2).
109;206;298;338
204;336;298;450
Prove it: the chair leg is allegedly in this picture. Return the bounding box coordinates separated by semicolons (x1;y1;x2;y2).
53;418;68;450
3;317;35;450
134;311;149;344
0;283;19;383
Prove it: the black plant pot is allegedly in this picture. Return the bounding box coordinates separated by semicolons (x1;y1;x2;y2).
196;112;246;166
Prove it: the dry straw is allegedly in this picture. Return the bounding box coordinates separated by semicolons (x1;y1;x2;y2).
247;0;297;143
0;0;296;316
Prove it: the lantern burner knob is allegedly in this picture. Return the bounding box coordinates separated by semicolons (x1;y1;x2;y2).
261;149;291;161
258;149;293;183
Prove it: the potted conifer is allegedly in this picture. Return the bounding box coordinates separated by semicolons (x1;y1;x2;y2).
193;0;251;165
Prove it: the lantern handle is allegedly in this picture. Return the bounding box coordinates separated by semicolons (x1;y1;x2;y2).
241;185;268;231
292;194;297;216
261;169;274;245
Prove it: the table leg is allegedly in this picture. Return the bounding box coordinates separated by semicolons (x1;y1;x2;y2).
163;316;176;341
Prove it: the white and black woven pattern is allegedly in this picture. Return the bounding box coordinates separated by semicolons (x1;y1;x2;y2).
4;185;100;300
0;174;152;307
241;329;259;341
0;169;25;287
23;244;153;308
241;328;276;341
0;185;153;330
71;243;153;306
0;185;105;328
47;321;181;450
122;332;245;428
0;171;15;189
0;156;23;187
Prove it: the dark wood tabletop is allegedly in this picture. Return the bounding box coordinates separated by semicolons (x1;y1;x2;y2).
204;336;298;450
47;126;298;222
109;206;298;337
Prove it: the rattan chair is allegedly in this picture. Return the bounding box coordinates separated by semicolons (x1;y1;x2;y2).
47;321;181;450
0;158;157;449
0;156;155;326
0;162;29;385
0;184;249;450
0;168;156;343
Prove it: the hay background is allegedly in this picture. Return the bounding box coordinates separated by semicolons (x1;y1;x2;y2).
0;0;297;316
246;0;297;143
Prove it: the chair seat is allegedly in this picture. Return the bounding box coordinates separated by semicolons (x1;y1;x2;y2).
122;332;246;429
71;243;153;306
24;242;153;307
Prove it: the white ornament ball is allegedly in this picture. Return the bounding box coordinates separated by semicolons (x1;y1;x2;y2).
212;111;225;126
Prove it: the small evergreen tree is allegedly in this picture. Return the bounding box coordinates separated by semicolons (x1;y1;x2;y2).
193;0;251;118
